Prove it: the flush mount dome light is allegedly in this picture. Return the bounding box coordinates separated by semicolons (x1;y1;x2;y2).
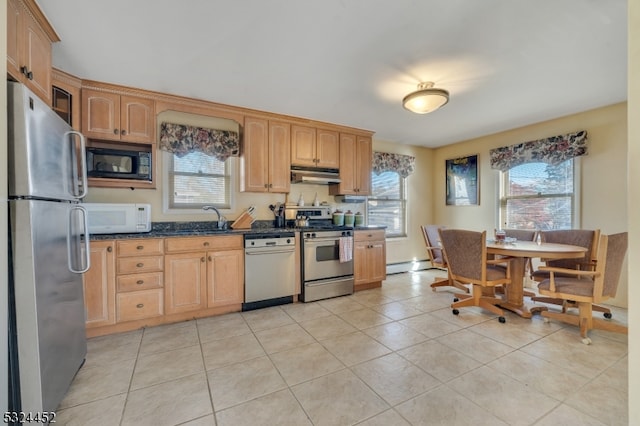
402;81;449;114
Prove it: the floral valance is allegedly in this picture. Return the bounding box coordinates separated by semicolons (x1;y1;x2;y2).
489;130;588;172
159;122;240;161
372;152;416;178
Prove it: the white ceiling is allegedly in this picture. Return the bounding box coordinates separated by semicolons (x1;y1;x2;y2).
37;0;627;148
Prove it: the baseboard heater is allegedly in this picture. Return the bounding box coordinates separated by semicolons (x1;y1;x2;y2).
386;259;431;275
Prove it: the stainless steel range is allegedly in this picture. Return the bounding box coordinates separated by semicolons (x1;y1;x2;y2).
287;206;355;302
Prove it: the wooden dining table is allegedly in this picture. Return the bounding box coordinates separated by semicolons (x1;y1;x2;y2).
486;240;587;318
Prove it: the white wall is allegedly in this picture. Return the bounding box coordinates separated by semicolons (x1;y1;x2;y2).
1;3;8;414
627;0;639;422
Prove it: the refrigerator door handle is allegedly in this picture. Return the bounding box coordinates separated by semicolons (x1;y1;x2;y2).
67;131;88;199
68;205;91;273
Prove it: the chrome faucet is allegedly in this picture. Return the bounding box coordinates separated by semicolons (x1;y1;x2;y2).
202;206;226;229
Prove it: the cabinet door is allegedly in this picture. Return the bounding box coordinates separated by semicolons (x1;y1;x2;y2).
353;241;370;286
355;135;372;195
83;241;116;328
121;95;155;143
82;89;121;140
241;117;269;192
6;0;22;79
331;133;357;195
164;252;207;314
268;120;291;193
291;125;317;167
368;241;387;283
22;8;52;103
316;129;340;169
207;249;244;307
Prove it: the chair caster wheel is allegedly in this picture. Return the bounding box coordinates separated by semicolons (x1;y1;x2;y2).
453;298;459;302
452;309;459;315
604;312;612;319
498;316;506;323
581;337;592;345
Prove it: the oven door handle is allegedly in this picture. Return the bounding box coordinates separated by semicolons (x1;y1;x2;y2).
304;238;342;244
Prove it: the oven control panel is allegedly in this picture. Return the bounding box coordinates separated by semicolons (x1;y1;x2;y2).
303;230;352;239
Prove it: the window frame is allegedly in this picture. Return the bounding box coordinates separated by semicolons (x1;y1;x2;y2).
497;157;581;230
162;151;236;215
367;170;407;238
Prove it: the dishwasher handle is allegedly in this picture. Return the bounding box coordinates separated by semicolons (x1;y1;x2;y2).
245;248;295;256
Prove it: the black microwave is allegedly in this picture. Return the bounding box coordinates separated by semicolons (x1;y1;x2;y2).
86;147;152;181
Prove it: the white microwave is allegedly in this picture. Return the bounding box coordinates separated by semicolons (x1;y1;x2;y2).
84;203;152;234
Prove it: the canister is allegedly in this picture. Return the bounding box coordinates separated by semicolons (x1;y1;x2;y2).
332;212;344;226
354;213;364;226
344;212;355;226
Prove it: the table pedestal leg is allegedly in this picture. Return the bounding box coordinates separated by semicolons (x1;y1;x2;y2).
499;257;535;318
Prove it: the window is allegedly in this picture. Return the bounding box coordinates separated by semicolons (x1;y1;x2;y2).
367;171;406;237
499;159;579;230
163;151;233;211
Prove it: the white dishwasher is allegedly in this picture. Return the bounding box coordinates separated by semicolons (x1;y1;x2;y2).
243;232;296;311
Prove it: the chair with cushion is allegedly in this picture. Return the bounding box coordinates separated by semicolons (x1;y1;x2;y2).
538;232;627;344
438;228;512;323
421;225;469;294
530;229;611;317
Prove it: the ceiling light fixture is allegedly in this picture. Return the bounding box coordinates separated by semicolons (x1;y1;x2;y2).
402;81;449;114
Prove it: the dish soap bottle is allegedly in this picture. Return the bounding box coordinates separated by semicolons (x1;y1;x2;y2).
313;192;319;206
298;193;305;207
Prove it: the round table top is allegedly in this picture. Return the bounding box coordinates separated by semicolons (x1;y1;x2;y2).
486;240;587;258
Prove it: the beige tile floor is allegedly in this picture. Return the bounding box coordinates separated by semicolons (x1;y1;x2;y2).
56;270;628;426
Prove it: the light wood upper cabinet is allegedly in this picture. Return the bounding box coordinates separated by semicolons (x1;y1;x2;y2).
291;125;340;169
241;117;291;193
82;89;155;143
329;134;372;196
6;0;59;104
83;241;116;328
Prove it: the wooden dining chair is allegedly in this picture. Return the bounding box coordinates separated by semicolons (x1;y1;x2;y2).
438;229;512;323
537;232;627;344
530;229;612;317
421;225;469;294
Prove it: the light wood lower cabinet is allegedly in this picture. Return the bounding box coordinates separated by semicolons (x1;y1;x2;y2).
353;230;386;291
116;289;163;323
164;235;244;314
83;240;116;328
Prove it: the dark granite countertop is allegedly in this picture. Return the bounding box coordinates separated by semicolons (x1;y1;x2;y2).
89;220;386;240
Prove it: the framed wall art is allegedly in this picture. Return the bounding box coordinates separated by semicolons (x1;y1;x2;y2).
445;154;479;206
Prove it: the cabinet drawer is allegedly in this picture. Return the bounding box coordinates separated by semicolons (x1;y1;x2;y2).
354;230;385;242
116;289;163;322
117;239;164;257
117;272;163;292
165;235;243;252
117;255;163;274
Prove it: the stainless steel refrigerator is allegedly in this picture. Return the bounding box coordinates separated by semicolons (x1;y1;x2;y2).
7;82;90;414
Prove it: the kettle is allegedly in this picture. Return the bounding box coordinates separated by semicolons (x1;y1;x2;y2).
295;216;309;227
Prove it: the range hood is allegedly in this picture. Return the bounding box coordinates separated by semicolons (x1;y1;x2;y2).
290;167;341;184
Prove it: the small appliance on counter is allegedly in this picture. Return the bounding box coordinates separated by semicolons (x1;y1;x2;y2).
84;203;152;234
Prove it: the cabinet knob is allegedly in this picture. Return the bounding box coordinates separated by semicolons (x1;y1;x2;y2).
136;245;144;250
20;66;33;80
136;263;144;267
269;183;273;188
264;184;268;188
136;303;144;309
208;256;212;261
203;242;210;247
121;129;127;136
114;129;119;135
136;280;144;285
107;246;113;252
201;257;205;262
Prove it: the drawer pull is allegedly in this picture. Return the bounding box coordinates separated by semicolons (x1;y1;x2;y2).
107;246;113;252
208;256;212;261
137;245;144;250
136;280;144;285
201;257;205;262
136;303;144;309
137;263;144;267
203;242;210;247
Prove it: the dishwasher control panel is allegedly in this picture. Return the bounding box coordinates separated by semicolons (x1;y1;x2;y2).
244;232;296;248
